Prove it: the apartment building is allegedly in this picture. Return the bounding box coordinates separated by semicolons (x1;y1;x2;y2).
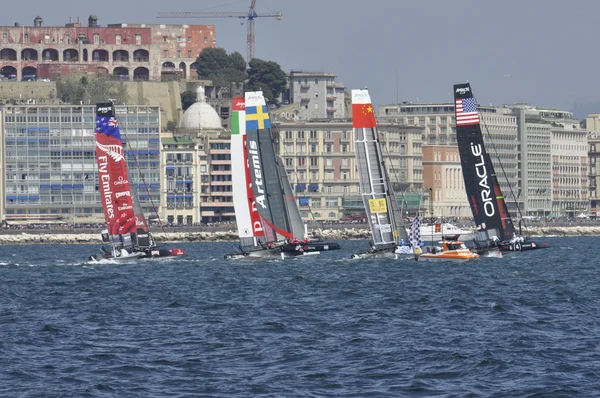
2;104;161;222
587;114;600;217
288;71;347;121
0;15;215;81
422;145;470;218
275;121;424;220
378;103;521;213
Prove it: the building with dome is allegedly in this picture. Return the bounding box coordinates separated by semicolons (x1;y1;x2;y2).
161;85;233;224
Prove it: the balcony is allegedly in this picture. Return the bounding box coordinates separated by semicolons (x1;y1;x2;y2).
326;82;335;88
326;108;336;113
326;96;336;101
309;164;320;170
300;83;310;89
300;97;310;103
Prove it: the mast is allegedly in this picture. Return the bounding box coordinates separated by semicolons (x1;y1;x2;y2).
245;91;298;243
351;89;398;249
453;83;515;242
231;97;262;248
95;103;137;247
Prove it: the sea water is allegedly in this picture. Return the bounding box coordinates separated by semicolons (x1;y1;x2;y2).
0;237;597;397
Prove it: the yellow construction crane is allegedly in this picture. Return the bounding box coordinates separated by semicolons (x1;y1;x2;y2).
157;0;282;62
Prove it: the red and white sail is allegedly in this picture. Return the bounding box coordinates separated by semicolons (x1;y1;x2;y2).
95;103;136;237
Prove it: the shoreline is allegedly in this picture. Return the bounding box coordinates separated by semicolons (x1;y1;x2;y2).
0;226;594;244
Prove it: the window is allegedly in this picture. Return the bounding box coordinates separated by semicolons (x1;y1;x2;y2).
187;36;192;42
326;199;337;208
2;33;7;44
177;36;183;42
188;50;192;57
163;36;168;42
297;131;305;139
136;34;141;45
326;158;333;166
285;131;293;139
204;36;208;43
93;34;99;44
341;144;347;153
163;50;168;57
115;34;121;45
177;50;181;57
310;144;317;153
23;33;28;43
285;158;293;166
326;144;332;153
65;34;71;44
310;157;318;166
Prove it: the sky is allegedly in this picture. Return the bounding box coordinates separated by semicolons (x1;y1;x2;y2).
4;0;600;114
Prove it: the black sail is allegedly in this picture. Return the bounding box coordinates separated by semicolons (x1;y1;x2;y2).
453;83;515;242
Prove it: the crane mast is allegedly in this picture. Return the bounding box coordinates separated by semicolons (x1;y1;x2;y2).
157;0;282;61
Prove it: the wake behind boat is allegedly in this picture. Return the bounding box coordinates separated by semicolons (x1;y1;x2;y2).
453;82;549;253
225;92;340;259
88;103;186;262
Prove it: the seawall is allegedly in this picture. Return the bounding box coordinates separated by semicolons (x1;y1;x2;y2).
0;226;593;245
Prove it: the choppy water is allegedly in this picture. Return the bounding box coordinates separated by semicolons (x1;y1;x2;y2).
0;237;598;397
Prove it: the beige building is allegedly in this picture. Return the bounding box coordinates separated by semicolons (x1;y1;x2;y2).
550;128;588;216
0;106;4;224
422;145;470;218
274;119;424;220
587;114;600;217
168;85;233;224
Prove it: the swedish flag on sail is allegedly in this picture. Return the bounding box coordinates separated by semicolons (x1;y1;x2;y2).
246;105;271;130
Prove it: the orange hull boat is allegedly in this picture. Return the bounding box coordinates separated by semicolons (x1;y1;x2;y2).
417;241;480;262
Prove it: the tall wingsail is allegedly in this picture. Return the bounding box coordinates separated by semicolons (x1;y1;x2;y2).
278;156;306;240
352;89;401;249
95;103;137;241
231;97;263;247
453;83;515;242
245;91;299;243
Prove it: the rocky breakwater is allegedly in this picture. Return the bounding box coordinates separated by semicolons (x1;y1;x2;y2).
0;225;596;245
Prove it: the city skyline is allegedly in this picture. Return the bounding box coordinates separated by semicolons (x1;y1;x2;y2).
3;0;600;115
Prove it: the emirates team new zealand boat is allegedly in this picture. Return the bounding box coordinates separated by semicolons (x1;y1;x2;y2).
349;89;415;259
453;83;549;253
225;92;340;259
88;103;186;262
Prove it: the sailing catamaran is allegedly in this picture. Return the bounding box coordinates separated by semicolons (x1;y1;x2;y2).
349;89;413;259
88;103;186;262
225;92;340;259
453;82;549;253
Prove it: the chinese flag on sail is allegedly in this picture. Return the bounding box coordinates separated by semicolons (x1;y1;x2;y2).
352;103;377;128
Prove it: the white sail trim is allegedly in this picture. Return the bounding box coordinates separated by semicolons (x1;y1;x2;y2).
96;142;124;162
351;89;372;105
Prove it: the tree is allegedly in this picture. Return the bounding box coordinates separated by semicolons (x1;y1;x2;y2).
194;48;247;86
181;90;196;110
56;73;129;104
246;58;287;104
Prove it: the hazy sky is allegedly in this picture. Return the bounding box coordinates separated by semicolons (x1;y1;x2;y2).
4;0;600;111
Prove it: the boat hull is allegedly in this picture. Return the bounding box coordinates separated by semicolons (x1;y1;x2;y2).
417;251;479;262
225;242;341;259
88;247;186;262
498;240;550;252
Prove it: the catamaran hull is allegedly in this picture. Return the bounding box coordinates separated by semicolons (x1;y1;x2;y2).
225;242;341;259
88;247;186;262
498;240;550;252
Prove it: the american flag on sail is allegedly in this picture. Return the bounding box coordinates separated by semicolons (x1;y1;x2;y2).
455;97;480;126
410;213;422;249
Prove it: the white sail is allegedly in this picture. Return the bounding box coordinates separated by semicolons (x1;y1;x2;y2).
231;98;256;247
